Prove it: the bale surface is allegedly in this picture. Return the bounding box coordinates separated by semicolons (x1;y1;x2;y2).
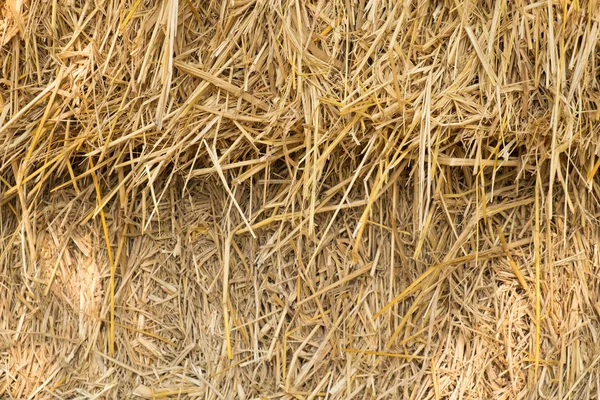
2;0;600;398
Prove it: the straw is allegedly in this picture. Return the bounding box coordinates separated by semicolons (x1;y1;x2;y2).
2;0;600;398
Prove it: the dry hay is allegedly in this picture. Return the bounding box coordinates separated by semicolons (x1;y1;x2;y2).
2;0;600;398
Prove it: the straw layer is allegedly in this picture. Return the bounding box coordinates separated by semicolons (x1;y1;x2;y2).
2;0;600;398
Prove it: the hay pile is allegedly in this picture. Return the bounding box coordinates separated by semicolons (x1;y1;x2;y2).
2;0;600;398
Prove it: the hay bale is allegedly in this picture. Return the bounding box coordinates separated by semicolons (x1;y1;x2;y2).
1;0;600;398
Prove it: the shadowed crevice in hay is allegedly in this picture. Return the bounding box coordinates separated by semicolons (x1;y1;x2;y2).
2;0;600;398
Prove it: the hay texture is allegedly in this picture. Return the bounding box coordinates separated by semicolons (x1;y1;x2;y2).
2;0;600;398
